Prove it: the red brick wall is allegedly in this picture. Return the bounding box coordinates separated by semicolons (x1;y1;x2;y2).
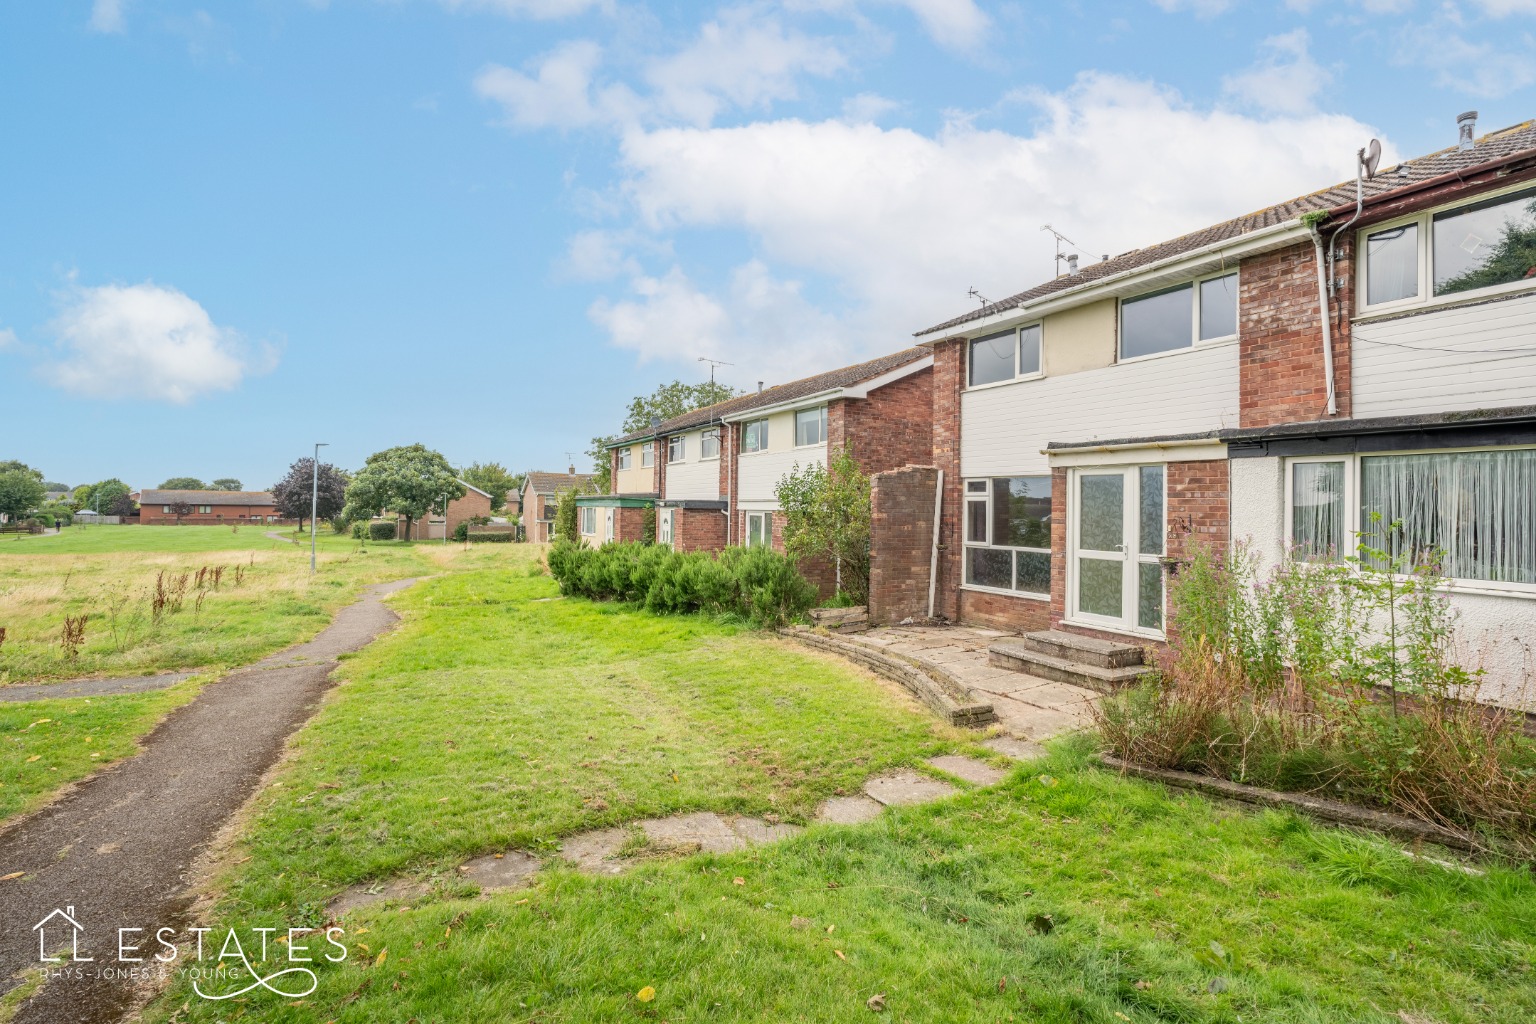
830;366;935;476
930;338;965;620
671;507;727;553
1239;238;1353;428
959;590;1051;632
140;503;280;525
613;505;648;544
868;466;938;623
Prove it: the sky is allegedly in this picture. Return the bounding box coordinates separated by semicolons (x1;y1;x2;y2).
2;0;1534;491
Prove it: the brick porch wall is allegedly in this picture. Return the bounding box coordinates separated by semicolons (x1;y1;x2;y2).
929;338;965;621
868;465;937;623
672;507;727;553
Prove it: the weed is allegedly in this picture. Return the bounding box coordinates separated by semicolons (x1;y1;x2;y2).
60;616;86;662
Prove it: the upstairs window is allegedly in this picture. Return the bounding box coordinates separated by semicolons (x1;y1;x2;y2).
743;418;769;453
616;447;632;471
641;443;654;467
667;435;686;463
795;406;828;447
967;324;1042;387
1120;272;1237;360
701;428;720;459
1365;223;1419;306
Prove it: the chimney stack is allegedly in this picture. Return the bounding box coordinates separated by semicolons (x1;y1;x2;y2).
1066;254;1079;275
757;381;764;393
1457;110;1478;151
568;464;575;475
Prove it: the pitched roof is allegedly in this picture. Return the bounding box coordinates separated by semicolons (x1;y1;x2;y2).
523;471;596;496
606;347;931;447
919;119;1536;337
139;489;274;505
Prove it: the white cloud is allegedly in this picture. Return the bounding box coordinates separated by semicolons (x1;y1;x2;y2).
563;229;645;279
0;328;16;351
439;0;608;20
841;92;902;122
587;73;1383;372
1222;29;1332;115
88;0;128;33
44;282;271;403
474;41;638;129
1472;0;1536;13
888;0;990;51
1395;16;1536;97
645;8;847;126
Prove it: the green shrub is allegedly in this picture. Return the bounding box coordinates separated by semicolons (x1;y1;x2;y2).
368;521;396;541
351;522;365;539
466;532;511;543
453;521;469;542
547;540;815;627
330;517;349;535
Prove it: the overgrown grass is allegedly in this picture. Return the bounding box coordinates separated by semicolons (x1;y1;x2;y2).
142;563;1536;1023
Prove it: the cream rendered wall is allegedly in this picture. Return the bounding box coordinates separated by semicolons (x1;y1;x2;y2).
614;444;653;494
738;410;824;507
1230;454;1535;708
664;429;721;500
1042;298;1116;375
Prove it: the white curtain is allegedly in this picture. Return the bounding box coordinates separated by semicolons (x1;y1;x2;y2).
1291;461;1344;561
1361;449;1536;584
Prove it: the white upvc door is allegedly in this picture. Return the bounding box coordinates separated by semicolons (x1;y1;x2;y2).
604;508;615;543
659;508;674;548
1067;465;1166;636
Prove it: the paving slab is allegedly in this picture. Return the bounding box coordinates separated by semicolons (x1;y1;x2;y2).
558;826;631;874
642;811;747;854
864;769;958;806
1009;680;1099;709
984;736;1049;761
458;850;541;891
989;696;1092;740
815;795;885;824
728;816;804;844
925;754;1008;787
327;876;431;918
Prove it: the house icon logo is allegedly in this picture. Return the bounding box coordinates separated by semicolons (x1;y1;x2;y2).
33;906;91;963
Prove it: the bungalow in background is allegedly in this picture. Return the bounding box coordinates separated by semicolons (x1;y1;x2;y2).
138;489;283;525
394;480;495;540
520;468;596;543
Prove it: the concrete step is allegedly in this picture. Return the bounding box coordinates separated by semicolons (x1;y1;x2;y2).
988;642;1153;694
1016;629;1145;668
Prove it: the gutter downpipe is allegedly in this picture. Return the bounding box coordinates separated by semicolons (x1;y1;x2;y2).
1308;221;1339;417
927;469;943;619
725;422;734;543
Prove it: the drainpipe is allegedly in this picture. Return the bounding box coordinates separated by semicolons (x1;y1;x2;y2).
927;469;943;619
724;423;734;543
1307;220;1339;418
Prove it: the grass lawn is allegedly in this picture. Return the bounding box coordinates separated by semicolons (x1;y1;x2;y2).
0;524;295;555
144;557;1536;1024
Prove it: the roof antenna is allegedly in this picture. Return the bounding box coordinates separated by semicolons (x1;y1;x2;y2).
1041;224;1101;277
967;287;990;308
697;356;733;383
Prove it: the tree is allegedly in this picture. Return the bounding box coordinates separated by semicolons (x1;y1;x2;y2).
589;379;739;491
775;446;872;603
211;478;243;491
75;478;131;514
458;462;519;513
271;458;348;533
0;461;44;481
42;480;69;492
0;470;46;523
167;500;194;525
107;491;137;518
343;444;464;542
551;487;584;543
160;476;206;489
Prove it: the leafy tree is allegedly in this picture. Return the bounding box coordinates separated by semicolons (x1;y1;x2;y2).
0;461;44;481
343;444;464;542
458;461;520;513
0;470;46;522
271;458;348;533
775;446;872;603
42;481;69;492
211;477;243;491
167;500;194;524
589;379;738;491
107;492;137;518
552;488;583;544
1437;199;1536;295
160;476;206;490
75;478;131;514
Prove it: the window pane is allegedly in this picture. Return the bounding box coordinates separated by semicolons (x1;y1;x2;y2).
1198;274;1238;340
668;437;685;462
1291;461;1344;562
969;330;1015;386
1433;189;1536;295
1138;562;1163;630
1078;558;1122;617
1018;325;1042;375
642;444;654;466
744;420;767;452
1138;466;1164;555
966;499;987;544
1121;285;1192;359
1360;449;1536;584
1015;551;1051;594
1366;223;1419;305
795;408;826;446
701;430;720;458
966;480;987;493
966;547;1013;589
1079;473;1124;552
992;477;1051;548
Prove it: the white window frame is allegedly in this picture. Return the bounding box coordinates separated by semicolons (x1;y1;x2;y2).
1063;464;1167;639
700;428;721;460
1117;270;1239;365
667;435;686;463
1282;456;1352;564
579;506;597;535
746;511;771;548
1358;179;1536;317
198;505;212;514
965;322;1044;391
617;447;632;471
1282;446;1536;598
742;419;770;453
960;476;1052;602
794;406;828;448
641;443;654;468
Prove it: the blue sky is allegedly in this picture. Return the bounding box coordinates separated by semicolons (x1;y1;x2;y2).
2;0;1533;491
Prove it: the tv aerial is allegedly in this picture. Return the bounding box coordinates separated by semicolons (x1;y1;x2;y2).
697;356;733;383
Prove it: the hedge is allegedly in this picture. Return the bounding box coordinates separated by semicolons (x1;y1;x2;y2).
546;540;817;627
466;532;512;543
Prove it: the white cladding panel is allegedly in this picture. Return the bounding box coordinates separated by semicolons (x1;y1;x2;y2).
1352;293;1536;419
738;445;826;504
961;342;1241;477
663;431;720;500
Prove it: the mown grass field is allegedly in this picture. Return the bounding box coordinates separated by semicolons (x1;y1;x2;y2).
144;555;1536;1024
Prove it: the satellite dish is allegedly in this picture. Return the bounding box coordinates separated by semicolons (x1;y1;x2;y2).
1360;138;1382;179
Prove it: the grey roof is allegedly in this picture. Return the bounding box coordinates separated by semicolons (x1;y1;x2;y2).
920;119;1536;337
606;347;930;447
523;471;596;497
139;489;274;505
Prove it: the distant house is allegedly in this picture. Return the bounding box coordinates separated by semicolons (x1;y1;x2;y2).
393;480;495;540
519;469;596;543
138;489;283;525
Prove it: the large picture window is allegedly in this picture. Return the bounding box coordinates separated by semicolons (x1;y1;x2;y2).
967;324;1042;387
795;406;828;447
963;476;1052;596
1120;272;1237;361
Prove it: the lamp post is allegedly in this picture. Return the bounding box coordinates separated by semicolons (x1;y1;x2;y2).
311;443;328;573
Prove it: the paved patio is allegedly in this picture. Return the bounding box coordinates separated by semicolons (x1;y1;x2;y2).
843;624;1099;740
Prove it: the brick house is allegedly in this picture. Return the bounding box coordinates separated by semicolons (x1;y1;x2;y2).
394;480;495;541
138;489;284;525
884;114;1536;705
520;469;596;543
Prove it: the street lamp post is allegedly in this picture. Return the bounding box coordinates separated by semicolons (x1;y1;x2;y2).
311;443;328;573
